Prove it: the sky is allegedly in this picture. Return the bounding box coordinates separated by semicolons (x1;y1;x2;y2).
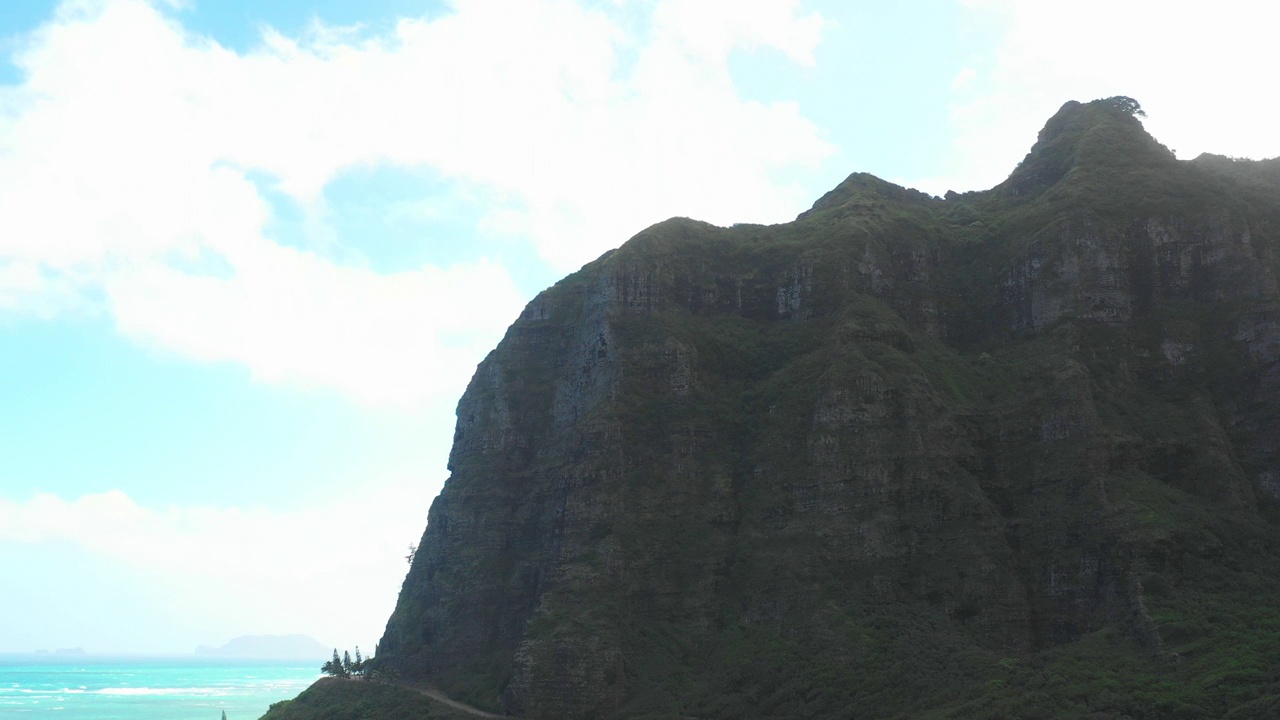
1;0;1278;656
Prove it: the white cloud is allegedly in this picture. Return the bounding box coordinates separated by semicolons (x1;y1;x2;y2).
918;0;1280;195
0;481;437;651
0;0;832;403
107;251;522;406
950;67;977;93
652;0;824;66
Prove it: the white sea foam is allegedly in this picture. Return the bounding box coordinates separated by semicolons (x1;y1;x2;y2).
0;658;319;718
96;686;229;696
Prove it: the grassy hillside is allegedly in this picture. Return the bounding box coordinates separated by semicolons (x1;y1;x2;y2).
260;678;471;720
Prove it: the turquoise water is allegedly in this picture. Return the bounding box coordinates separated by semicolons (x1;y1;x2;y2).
0;655;320;719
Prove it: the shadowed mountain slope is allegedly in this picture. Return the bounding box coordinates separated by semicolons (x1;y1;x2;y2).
288;98;1280;719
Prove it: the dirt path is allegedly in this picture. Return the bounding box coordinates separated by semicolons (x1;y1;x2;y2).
399;682;515;719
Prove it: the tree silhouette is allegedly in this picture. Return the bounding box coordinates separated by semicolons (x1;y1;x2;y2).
1103;95;1146;118
321;648;347;678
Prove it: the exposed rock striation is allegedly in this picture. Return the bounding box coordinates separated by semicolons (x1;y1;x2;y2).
372;99;1280;719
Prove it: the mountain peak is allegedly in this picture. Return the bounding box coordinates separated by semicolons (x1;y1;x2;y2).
271;98;1280;720
999;96;1175;199
798;172;936;220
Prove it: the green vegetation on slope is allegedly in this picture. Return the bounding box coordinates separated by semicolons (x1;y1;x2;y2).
260;678;471;720
321;97;1280;719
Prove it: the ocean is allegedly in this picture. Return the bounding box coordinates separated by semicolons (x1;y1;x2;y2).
0;655;320;719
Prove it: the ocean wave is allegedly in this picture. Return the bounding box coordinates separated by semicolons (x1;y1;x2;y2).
96;687;231;696
0;679;312;697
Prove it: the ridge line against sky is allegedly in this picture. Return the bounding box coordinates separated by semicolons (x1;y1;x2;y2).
1;0;1278;653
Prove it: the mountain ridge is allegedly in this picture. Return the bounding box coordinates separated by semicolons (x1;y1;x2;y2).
269;97;1280;719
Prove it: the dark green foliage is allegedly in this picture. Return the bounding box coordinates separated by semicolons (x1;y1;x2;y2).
320;649;346;679
307;97;1280;718
1103;95;1146;117
322;648;372;680
258;678;469;720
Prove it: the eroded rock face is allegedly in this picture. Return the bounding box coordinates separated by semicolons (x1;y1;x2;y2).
1003;214;1274;332
375;99;1280;718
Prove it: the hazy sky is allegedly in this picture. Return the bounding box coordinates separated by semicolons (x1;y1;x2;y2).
1;0;1278;655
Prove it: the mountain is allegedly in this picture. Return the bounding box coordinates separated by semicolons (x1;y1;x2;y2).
196;634;329;660
269;98;1280;719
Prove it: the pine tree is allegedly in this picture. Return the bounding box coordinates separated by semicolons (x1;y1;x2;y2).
342;650;353;676
353;646;363;675
221;712;227;720
322;648;343;677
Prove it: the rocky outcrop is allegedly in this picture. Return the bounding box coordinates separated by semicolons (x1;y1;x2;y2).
373;99;1280;719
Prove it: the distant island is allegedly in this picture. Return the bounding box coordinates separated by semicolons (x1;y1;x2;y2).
195;634;328;659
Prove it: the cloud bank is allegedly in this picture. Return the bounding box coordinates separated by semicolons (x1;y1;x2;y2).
0;0;832;405
0;482;436;652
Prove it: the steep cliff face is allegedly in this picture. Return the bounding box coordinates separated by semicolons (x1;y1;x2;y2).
376;99;1280;719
